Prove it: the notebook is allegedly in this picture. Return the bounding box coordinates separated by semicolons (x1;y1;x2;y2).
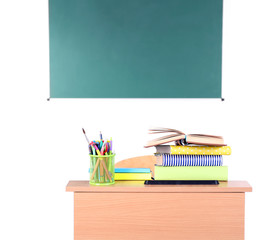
156;154;223;166
155;145;232;155
154;166;228;181
115;173;152;181
115;168;151;173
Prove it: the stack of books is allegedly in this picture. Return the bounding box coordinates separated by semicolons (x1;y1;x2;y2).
145;128;231;181
114;168;152;180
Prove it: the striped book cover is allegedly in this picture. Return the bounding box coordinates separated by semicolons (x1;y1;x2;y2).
155;145;232;155
156;154;223;166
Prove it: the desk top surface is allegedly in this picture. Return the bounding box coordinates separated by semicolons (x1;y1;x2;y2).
66;180;252;193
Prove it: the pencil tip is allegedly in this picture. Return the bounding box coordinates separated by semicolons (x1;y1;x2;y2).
82;128;85;134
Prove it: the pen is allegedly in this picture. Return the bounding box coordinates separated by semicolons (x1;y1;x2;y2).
100;131;103;140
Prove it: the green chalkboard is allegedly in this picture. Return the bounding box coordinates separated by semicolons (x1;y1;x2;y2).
49;0;223;98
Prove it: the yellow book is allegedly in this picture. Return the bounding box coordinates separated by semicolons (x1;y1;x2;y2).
156;145;232;155
115;173;152;181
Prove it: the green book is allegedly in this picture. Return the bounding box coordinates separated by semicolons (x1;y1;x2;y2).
154;166;228;181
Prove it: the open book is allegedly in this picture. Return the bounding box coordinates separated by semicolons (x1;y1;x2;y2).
144;128;226;148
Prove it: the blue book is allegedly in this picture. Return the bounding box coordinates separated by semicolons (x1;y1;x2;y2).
115;168;151;173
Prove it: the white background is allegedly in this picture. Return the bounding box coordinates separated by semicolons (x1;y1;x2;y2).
0;0;274;239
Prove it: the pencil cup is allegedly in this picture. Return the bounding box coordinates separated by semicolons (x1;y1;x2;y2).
89;154;115;185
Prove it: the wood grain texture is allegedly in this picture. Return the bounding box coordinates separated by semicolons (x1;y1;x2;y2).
66;180;252;193
74;192;245;240
115;155;157;175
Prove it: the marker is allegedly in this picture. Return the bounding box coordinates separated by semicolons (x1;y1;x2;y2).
110;137;113;154
93;144;102;156
105;141;109;155
100;140;103;149
100;142;107;155
96;141;100;149
90;144;96;155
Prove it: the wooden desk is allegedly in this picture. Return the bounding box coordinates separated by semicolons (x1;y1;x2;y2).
66;181;252;240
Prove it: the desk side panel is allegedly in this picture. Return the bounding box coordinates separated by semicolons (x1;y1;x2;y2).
74;192;244;240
